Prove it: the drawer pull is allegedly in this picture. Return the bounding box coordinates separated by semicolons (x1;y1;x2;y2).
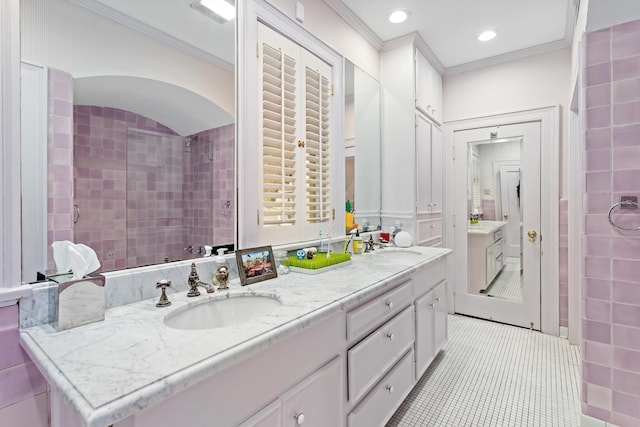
428;303;435;308
435;297;441;303
294;413;305;425
386;301;394;309
386;333;395;341
386;385;394;394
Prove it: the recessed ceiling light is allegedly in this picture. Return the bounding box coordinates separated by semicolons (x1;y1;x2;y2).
478;30;497;42
190;0;236;23
389;9;410;24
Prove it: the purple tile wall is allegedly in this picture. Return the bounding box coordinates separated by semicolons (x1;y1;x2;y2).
480;199;496;220
74;106;181;270
0;305;47;412
183;124;235;253
559;199;569;328
73;106;234;270
582;18;640;427
47;68;74;270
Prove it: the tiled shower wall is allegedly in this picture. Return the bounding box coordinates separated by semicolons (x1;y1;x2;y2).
47;68;74;271
183;124;235;255
73;106;179;270
73;105;235;270
559;199;569;329
582;19;640;426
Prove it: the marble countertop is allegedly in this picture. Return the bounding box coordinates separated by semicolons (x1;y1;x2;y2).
20;246;450;427
467;220;508;235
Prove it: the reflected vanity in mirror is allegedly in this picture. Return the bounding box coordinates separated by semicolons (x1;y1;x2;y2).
467;137;522;302
20;0;236;282
344;60;381;233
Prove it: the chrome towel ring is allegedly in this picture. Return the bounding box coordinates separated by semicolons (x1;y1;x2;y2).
608;200;640;232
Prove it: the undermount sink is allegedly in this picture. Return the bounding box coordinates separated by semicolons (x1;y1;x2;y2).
164;295;282;330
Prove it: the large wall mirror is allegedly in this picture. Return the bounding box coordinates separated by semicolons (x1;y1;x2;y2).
20;0;235;282
344;60;381;232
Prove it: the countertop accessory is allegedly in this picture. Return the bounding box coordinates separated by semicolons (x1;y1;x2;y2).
286;252;351;274
54;274;106;331
156;280;172;307
608;197;640;232
235;245;278;286
215;265;230;290
394;230;413;248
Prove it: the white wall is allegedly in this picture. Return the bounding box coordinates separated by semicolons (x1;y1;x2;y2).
265;0;380;80
443;48;571;196
21;0;234;116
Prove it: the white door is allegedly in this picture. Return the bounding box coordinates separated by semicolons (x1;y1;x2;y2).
453;122;541;330
499;164;522;258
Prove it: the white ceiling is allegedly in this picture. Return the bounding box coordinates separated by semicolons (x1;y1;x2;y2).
338;0;573;73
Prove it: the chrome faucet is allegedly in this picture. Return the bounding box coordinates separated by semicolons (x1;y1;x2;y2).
187;263;214;296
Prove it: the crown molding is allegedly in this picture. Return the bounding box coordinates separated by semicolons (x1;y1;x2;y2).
322;0;383;51
69;0;234;72
444;39;571;76
381;32;445;75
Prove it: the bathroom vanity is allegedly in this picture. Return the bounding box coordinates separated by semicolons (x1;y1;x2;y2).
19;247;450;427
467;221;508;294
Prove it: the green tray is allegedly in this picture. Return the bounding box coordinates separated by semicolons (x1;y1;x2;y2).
286;252;351;274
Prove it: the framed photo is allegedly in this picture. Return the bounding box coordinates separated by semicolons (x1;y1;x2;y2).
235;246;278;286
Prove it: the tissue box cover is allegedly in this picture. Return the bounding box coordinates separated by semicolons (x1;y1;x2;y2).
54;274;105;331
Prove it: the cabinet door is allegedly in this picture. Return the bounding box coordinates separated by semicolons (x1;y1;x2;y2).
430;125;443;213
415;49;442;124
239;400;282;427
433;281;448;352
415;290;435;378
415;113;432;214
281;357;343;427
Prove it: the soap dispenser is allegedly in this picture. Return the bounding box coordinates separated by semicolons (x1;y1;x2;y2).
213;248;230;290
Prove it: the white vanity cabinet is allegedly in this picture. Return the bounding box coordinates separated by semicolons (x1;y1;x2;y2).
414;259;447;377
468;223;507;294
345;257;447;426
240;357;343;427
115;312;346;427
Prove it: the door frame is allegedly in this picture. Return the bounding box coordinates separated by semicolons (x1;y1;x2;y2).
444;106;559;336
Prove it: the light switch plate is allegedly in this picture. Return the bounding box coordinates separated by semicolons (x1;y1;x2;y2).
295;2;304;22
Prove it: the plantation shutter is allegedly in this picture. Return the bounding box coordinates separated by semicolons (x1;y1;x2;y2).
303;59;332;224
261;42;298;225
258;23;333;244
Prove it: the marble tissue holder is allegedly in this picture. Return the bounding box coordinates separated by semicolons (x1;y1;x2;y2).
53;274;106;332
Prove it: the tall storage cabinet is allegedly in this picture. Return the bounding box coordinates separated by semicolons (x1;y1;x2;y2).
381;38;444;247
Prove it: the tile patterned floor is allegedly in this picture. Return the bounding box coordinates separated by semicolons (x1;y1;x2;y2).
486;258;523;301
387;315;581;427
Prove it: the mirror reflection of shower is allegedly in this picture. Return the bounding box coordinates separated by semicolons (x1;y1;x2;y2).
467;136;523;302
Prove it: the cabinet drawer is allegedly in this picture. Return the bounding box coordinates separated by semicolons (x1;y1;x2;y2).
493;228;503;241
348;306;414;403
347;349;415;427
413;258;446;297
347;280;413;341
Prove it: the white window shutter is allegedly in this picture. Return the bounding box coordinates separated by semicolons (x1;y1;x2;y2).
257;23;334;244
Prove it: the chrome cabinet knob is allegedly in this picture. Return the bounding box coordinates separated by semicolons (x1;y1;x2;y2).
386;385;394;394
294;413;305;425
387;333;394;341
386;301;393;309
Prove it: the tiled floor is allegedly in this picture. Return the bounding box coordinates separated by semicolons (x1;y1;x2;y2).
387;315;581;427
486;258;523;301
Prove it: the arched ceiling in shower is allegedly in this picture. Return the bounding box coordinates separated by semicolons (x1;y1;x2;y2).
74;76;234;136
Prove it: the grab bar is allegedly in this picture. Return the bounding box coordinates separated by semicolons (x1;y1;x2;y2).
608;199;640;232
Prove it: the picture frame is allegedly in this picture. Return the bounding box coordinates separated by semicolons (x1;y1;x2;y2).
235;245;278;286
